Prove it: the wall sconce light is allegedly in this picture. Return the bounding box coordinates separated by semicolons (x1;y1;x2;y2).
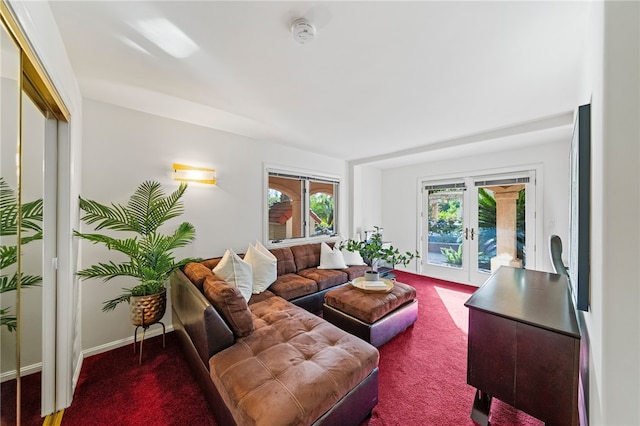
172;163;216;185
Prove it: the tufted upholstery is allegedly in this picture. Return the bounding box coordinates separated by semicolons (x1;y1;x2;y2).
269;273;318;300
209;296;379;426
325;282;417;324
290;243;321;271
297;268;348;291
269;247;297;276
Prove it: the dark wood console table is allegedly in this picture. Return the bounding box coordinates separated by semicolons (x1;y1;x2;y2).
464;267;580;425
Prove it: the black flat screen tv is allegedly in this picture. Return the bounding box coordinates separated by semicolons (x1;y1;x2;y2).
569;103;590;311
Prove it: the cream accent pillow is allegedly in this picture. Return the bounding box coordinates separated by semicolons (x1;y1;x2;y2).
245;242;277;294
255;240;276;259
341;247;367;266
212;249;253;302
318;241;348;269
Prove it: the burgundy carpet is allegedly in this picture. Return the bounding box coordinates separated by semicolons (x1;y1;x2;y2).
58;271;542;425
1;372;42;426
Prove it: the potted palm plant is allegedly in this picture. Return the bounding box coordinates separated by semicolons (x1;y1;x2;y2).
75;181;199;326
340;226;419;281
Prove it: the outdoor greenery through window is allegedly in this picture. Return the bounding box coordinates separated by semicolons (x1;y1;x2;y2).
267;170;338;243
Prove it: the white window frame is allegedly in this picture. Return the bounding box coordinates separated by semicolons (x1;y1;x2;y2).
264;165;340;247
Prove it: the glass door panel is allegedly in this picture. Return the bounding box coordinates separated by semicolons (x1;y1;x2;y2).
422;173;535;286
422;182;469;283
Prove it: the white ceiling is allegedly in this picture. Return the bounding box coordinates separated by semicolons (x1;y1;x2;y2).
48;1;591;167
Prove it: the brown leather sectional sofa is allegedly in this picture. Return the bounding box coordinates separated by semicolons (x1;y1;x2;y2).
170;242;379;426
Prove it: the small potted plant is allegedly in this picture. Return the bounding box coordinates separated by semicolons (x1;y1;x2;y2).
74;181;200;326
340;226;419;281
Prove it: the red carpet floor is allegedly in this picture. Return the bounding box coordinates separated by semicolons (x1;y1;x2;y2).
59;271;542;426
1;372;42;426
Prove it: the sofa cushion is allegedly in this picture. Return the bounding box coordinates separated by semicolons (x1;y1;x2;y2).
269;273;318;301
269;247;297;276
213;249;253;302
183;262;215;291
318;241;348;270
209;296;379;426
343;265;370;281
297;268;349;291
248;290;276;305
203;276;254;338
290;243;321;272
244;243;277;294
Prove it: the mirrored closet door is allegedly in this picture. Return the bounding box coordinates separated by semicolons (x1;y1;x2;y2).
1;5;67;424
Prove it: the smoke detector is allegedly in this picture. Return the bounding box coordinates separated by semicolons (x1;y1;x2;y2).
291;18;316;44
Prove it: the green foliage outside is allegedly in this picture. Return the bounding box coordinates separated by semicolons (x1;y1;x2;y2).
310;193;334;234
441;244;463;265
428;187;525;268
428;196;462;239
0;178;43;331
268;189;289;207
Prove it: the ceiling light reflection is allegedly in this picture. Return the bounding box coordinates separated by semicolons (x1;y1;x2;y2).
132;18;199;59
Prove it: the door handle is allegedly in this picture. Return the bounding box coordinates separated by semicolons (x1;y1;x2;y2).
464;228;469;240
471;228;475;240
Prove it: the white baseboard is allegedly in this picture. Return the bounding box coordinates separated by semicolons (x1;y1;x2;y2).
1;326;174;385
1;362;43;382
82;324;174;358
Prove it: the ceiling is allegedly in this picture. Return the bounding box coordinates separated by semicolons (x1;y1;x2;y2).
48;1;592;167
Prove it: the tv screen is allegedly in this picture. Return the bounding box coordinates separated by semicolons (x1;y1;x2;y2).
569;103;590;311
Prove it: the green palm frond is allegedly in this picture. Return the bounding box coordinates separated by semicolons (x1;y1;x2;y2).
0;178;15;210
0;202;18;236
0;245;17;269
0;178;43;237
1;308;17;332
128;181;187;235
76;261;142;282
1;272;43;293
20;199;43;233
77;198;138;233
73;231;143;260
102;293;134;312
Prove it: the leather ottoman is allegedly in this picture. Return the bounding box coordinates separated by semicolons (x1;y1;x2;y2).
323;281;418;347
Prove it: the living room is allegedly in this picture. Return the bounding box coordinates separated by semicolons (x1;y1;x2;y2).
1;1;638;426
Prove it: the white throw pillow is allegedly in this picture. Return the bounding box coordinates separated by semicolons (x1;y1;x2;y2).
255;240;274;258
341;247;367;266
244;243;277;294
213;249;253;302
318;242;348;269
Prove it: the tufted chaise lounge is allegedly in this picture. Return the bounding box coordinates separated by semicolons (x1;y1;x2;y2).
171;242;380;426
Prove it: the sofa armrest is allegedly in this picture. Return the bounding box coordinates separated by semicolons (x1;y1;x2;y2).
171;269;234;366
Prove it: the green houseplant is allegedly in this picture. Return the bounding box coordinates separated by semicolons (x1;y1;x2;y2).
0;178;43;331
340;226;419;281
75;181;199;325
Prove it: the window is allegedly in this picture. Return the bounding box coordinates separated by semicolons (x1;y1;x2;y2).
266;169;339;243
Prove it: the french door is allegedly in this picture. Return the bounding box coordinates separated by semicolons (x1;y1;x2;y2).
420;171;536;286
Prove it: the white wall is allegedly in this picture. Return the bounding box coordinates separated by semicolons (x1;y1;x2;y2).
379;139;571;278
79;99;348;351
579;2;640;425
351;165;383;239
